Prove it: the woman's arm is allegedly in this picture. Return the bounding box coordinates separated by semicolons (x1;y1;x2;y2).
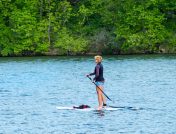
89;72;95;76
87;65;99;76
93;65;100;80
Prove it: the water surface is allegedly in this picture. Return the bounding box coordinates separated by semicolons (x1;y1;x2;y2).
0;55;176;134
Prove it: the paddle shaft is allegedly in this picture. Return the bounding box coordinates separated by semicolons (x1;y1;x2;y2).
87;76;113;101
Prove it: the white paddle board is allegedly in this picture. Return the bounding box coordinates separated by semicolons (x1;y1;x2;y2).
56;106;121;111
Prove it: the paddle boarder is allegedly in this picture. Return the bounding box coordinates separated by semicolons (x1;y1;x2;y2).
87;55;106;110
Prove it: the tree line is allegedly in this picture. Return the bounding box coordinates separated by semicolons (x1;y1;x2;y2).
0;0;175;56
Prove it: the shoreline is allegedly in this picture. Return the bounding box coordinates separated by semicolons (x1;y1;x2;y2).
0;53;176;58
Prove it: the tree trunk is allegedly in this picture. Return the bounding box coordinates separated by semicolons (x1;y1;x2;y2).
48;0;51;46
40;0;43;19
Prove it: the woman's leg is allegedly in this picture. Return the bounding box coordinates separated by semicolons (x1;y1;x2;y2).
96;86;103;108
102;94;106;106
99;86;106;106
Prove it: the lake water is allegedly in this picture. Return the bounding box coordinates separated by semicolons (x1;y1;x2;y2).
0;55;176;134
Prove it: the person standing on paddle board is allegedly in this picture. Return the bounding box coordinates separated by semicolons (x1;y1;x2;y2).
87;55;106;110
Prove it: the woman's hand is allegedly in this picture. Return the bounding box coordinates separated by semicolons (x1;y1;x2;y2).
93;77;96;82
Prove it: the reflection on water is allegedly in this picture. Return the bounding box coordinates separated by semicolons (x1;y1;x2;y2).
94;110;105;117
0;55;176;134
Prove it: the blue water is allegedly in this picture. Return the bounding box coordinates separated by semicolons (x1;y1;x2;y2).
0;55;176;134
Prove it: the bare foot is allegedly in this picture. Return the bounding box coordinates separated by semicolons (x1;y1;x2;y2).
97;106;103;110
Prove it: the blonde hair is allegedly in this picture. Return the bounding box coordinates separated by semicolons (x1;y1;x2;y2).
94;55;103;62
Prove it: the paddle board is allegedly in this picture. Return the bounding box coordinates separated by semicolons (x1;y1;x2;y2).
56;106;120;111
56;106;141;111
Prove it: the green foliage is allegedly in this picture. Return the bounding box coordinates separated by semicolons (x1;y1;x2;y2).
0;0;175;56
55;28;88;53
112;0;166;53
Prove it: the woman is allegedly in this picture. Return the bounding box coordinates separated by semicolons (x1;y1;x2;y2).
87;55;106;110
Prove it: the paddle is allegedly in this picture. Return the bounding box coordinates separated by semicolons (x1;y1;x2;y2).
87;75;113;102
